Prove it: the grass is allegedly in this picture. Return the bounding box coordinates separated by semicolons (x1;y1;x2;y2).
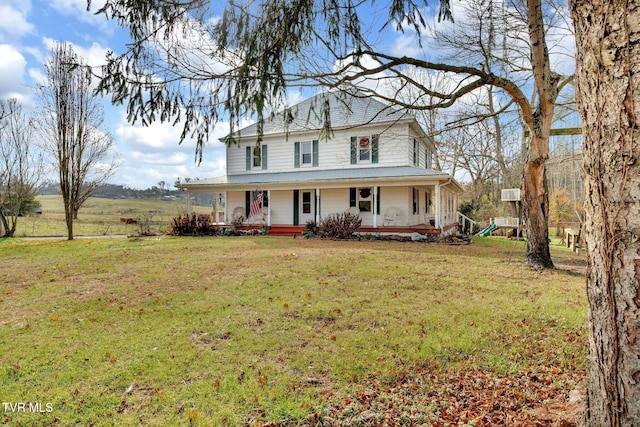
0;234;587;425
12;195;211;237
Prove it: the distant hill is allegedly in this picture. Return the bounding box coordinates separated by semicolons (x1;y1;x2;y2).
38;182;214;205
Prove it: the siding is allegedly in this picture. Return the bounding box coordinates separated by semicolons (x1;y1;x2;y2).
318;188;350;218
380;187;411;226
269;190;292;224
226;123;420;175
226;192;246;219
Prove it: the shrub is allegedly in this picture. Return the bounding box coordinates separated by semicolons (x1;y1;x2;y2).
230;215;244;235
303;219;318;238
318;212;361;239
169;213;220;236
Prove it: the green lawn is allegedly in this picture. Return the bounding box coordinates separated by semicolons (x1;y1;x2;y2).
0;235;587;425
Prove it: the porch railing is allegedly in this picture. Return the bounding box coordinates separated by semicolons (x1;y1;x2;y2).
457;212;481;234
491;217;520;227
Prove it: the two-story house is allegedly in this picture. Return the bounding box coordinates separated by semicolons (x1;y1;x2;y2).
177;90;463;236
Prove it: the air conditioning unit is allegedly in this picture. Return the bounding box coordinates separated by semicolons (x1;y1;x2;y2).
501;188;521;202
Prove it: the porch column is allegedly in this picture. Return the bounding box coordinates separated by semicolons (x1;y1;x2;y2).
373;186;378;228
435;184;441;229
315;188;321;223
212;192;218;223
186;190;192;215
224;191;228;223
267;190;271;226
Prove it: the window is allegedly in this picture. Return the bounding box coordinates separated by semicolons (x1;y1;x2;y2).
295;140;318;168
350;135;379;164
246;144;267;170
358;188;372;212
302;142;312;165
302;191;311;214
425;191;431;214
350;187;380;214
253;146;262;168
359;137;371;161
413;139;419;166
412;188;420;215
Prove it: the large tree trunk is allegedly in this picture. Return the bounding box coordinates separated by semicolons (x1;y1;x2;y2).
570;1;640;424
521;0;555;270
522;149;553;269
0;214;9;238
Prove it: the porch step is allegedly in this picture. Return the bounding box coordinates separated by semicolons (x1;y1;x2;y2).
268;225;306;237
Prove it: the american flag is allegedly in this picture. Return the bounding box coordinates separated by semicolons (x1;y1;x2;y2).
249;191;264;218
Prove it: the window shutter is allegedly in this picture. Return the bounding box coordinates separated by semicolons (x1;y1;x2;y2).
372;134;379;164
261;144;268;169
245;191;251;216
349;187;357;207
294;141;300;168
376;186;381;214
312;140;319;167
293;190;299;225
350;137;357;164
246;146;251;170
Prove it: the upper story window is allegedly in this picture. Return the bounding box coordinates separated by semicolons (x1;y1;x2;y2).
246;144;267;171
302;142;312;165
294;140;319;168
413;139;419;166
359;137;371;161
253;146;262;168
350;134;379;165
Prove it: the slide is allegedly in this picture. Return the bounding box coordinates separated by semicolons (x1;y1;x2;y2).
477;224;498;237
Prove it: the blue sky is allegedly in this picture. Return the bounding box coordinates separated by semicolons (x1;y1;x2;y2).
0;0;576;190
0;0;230;190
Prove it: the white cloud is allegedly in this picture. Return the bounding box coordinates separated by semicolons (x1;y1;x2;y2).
112;111;230;189
0;2;34;41
49;0;112;35
41;37;110;67
0;44;31;100
116;113;200;153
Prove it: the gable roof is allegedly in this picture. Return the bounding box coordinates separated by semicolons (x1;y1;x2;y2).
227;90;413;139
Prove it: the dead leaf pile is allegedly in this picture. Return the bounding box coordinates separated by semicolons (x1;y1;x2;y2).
322;364;585;426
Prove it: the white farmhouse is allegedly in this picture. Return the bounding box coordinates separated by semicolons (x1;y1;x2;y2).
177;91;463;236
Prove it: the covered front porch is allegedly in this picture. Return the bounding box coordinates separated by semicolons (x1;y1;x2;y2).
177;167;463;237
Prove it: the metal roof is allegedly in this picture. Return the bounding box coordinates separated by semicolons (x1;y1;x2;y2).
177;166;462;192
227;90;413;139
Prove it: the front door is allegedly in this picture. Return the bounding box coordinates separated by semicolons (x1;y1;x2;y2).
299;190;315;224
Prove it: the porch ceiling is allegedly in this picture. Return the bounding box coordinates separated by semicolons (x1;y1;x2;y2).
177;166;463;193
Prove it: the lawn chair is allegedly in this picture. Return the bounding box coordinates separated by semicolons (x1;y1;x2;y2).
383;207;400;226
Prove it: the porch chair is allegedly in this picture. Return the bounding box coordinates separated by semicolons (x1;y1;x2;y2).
247;207;267;224
232;206;245;222
383;207;401;226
